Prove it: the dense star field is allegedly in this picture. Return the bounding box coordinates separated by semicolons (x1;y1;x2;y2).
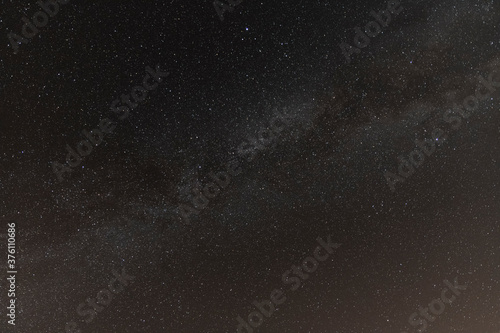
0;0;499;332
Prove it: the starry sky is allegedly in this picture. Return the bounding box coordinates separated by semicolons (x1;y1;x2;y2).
0;0;499;332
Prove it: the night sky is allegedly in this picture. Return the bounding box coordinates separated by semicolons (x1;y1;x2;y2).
0;0;499;332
